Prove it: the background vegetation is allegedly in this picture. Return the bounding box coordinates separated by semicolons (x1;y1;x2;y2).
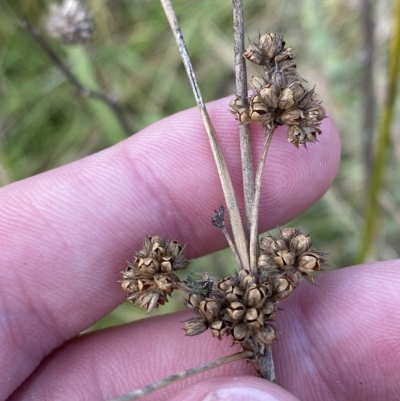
1;0;399;329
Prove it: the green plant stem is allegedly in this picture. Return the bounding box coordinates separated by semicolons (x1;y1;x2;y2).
356;0;400;263
159;0;250;270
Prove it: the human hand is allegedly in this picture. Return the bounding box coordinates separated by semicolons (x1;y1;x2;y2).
2;97;395;401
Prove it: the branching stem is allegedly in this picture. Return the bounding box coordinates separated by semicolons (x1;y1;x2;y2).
109;350;254;401
20;21;133;137
249;126;274;269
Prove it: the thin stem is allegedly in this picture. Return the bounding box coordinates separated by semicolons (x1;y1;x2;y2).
249;126;274;269
253;346;276;382
221;225;243;270
232;0;254;240
160;0;250;270
356;0;400;263
20;21;133;137
109;351;254;401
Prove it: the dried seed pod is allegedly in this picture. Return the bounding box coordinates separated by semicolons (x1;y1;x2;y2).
259;84;279;109
249;95;273;123
243;42;264;65
272;276;295;301
259;32;284;59
122;236;189;312
184;317;208;336
229;97;251;124
245;307;264;330
273;249;295;269
226;301;246;322
251;75;268;92
280;108;303;125
232;322;248;343
199;297;221;322
45;0;93;45
211;320;229;339
297;252;324;273
255;324;277;346
291;234;312;255
275;47;294;63
243;284;265;307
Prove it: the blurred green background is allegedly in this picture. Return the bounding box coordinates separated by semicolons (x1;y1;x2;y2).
1;0;399;330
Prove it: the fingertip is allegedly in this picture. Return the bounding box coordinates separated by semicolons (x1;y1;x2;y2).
167;376;300;401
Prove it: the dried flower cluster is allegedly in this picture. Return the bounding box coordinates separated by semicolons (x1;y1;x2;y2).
121;236;189;312
182;228;325;367
229;33;326;147
45;0;93;45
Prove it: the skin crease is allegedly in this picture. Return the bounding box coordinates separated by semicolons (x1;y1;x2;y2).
6;94;396;401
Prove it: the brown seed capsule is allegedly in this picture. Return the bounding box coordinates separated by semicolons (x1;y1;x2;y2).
298;252;323;273
274;249;295;269
229;97;251;124
280;108;303;125
232;322;248;343
274;47;294;63
243;284;264;307
211;320;229;339
260;236;275;253
184;317;208;336
243;42;264;65
291;234;312;255
238;270;255;287
259;84;279;109
273;277;295;300
278;87;296;110
280;227;300;243
200;298;221;322
287;125;307;147
245;307;264;329
251;76;268;92
226;301;246;322
262;302;276;320
255;324;277;346
258;32;284;59
249;95;273;123
186;293;204;312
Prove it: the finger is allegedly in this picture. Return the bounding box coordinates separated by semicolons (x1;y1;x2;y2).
167;377;300;401
0;97;340;398
11;262;399;401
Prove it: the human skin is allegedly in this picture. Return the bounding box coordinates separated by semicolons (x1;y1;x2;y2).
2;97;399;401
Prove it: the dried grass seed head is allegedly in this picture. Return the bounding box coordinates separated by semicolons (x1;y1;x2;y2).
237;32;327;147
122;236;189;313
46;0;93;45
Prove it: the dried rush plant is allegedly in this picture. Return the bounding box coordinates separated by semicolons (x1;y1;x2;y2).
118;1;327;400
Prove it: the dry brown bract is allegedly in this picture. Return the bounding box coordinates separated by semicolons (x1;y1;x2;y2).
229;32;326;147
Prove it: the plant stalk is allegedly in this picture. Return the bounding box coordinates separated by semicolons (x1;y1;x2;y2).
232;0;254;240
160;0;250;270
356;0;400;263
109;350;254;401
249;126;274;269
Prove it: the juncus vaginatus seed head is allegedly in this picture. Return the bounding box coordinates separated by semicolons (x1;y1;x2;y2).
233;32;327;147
122;236;189;313
46;0;93;45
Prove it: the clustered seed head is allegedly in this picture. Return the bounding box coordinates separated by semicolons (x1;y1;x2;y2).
45;0;93;45
229;32;326;147
121;236;189;313
184;227;326;362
